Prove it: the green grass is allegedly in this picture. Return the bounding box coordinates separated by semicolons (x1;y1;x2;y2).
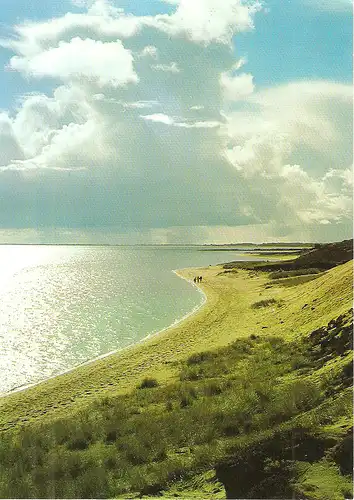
251;297;284;308
0;309;352;498
0;255;352;498
269;268;321;279
267;273;324;287
223;239;353;272
1;260;351;433
294;461;353;500
138;378;159;389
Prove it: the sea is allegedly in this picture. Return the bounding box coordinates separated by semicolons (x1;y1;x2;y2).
0;245;264;394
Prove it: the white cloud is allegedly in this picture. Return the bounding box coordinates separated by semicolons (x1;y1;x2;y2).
122;100;160;109
323;167;353;188
0;0;351;243
5;115;102;172
12;86;93;158
247;81;352;152
140;113;220;128
232;56;247;70
92;95;160;108
0;8;142;58
40;120;100;169
175;120;220;129
0;113;25;166
140;113;175;125
220;80;353;226
9;37;138;88
151;62;180;73
139;45;158;58
0;84;109;173
220;72;255;100
1;0;262;56
153;0;262;44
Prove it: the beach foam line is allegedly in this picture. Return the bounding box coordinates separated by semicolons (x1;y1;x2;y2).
2;268;207;398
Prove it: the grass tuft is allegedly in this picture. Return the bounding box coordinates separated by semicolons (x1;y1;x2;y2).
251;298;283;309
269;268;321;279
138;378;159;389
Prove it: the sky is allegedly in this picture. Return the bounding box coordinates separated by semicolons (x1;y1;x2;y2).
0;0;352;244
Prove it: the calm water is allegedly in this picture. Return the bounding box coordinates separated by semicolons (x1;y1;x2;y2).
0;245;263;394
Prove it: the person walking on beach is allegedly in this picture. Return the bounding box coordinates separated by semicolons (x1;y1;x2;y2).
193;277;197;283
199;276;203;282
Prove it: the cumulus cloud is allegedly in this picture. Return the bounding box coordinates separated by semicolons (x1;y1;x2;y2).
0;113;25;166
220;72;255;100
0;3;142;57
154;0;262;44
151;62;180;73
0;0;351;243
12;86;93;157
8;37;138;88
1;0;262;56
139;45;158;58
220;81;353;227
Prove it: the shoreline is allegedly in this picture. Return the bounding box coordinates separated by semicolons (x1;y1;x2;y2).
1;261;351;431
0;250;298;396
1;268;207;399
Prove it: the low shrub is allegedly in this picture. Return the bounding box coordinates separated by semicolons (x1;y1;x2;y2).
251;298;278;309
269;268;321;279
67;437;90;451
203;380;224;396
0;310;351;500
180;365;203;381
187;351;216;365
179;386;198;408
230;338;254;352
138;378;159;389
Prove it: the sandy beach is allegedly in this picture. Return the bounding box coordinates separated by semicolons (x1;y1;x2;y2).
0;260;352;431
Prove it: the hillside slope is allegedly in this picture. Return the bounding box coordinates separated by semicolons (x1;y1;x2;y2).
0;259;352;499
224;239;353;272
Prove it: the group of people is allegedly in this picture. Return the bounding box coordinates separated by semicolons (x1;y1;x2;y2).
193;276;203;283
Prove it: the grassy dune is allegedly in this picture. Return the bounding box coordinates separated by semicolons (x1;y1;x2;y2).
226;252;303;261
0;258;352;498
1;260;350;430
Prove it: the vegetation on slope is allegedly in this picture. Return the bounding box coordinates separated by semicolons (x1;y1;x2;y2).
0;242;352;499
223;239;353;272
0;309;352;498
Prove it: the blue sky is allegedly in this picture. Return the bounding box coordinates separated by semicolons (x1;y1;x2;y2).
0;0;351;110
0;0;351;243
237;0;352;86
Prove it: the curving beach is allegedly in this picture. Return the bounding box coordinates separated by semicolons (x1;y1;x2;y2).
0;259;351;431
0;246;352;499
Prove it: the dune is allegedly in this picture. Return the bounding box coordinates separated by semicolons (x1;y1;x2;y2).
0;259;352;432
